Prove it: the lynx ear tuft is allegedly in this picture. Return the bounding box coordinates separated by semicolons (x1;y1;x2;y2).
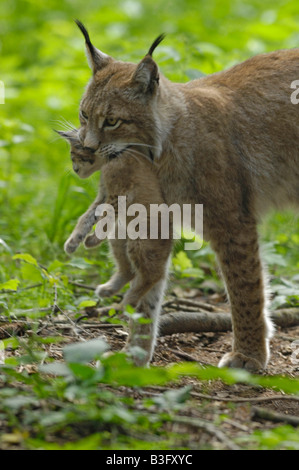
75;19;110;73
132;34;165;95
147;33;166;57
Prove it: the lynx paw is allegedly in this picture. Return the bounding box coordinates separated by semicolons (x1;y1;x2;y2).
218;351;266;373
84;233;102;249
64;236;82;254
95;283;117;298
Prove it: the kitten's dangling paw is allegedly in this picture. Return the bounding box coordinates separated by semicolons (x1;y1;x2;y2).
64;238;78;255
218;351;266;373
64;233;84;255
84;233;102;249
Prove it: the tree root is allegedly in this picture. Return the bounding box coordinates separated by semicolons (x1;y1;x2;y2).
159;308;299;336
251;406;299;426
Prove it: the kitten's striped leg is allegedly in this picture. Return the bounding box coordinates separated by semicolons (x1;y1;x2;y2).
95;239;135;298
211;221;274;372
124;276;168;367
64;198;100;254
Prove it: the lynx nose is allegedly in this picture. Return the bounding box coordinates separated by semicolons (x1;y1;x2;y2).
72;162;80;173
83;131;99;151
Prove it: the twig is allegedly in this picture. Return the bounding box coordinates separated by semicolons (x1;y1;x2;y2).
19;283;43;292
146;386;299;404
52;283;58;316
251;406;299;426
168;347;212;365
68;281;96;291
163;297;223;312
14;307;52;314
171;415;240;450
132;400;240;450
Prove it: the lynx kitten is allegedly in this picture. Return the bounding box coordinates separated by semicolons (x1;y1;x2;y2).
61;20;299;371
59;129;172;365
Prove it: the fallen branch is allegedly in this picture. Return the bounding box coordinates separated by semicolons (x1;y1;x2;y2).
251;406;299;427
162;297;223;312
168;347;211;365
145;386;299;404
159;308;299;336
68;281;96;291
171;415;240;450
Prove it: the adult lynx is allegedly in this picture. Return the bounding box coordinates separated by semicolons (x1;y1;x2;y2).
64;20;299;371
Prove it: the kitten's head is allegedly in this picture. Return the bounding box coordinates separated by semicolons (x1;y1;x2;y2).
57;128;102;178
73;21;165;172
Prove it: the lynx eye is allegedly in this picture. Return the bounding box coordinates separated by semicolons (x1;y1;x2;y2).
80;110;88;121
104;117;121;129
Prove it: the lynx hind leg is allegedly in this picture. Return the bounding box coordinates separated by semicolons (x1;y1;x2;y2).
123;276;168;367
84;232;103;248
121;239;172;308
95;239;135;298
122;246;172;367
211;221;274;373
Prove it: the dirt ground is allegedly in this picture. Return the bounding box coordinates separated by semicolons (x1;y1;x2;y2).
1;286;298;449
96;288;299;449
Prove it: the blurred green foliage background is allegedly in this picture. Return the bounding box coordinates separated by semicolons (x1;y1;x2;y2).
1;0;299;311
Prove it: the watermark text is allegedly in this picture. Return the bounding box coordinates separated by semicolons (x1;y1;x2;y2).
94;197;203;250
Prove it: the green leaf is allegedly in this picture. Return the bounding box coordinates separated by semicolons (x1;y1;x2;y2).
20;263;43;282
39;362;72;377
78;300;97;309
47;260;65;272
67;363;96;380
0;279;20;291
3;395;39;410
13;253;38;266
63;337;108;364
172;251;193;271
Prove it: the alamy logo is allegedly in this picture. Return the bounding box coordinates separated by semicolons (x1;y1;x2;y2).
94;197;203;251
0;81;4;104
290;80;299;104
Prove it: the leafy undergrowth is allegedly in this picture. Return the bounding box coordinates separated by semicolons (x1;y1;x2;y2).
0;255;299;451
0;244;299;450
0;330;299;451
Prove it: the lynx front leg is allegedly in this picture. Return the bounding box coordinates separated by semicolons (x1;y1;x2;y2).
211;221;274;372
64;198;101;254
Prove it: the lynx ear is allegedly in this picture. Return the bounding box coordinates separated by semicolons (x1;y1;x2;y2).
133;34;165;94
55;129;76;142
75;20;110;73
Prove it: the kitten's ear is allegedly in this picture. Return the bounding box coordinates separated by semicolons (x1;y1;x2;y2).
55;129;75;142
75;20;110;73
132;34;165;94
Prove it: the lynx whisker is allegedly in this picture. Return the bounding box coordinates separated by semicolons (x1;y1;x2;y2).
52;117;77;132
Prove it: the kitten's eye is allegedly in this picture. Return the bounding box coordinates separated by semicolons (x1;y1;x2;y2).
80;110;88;121
104;118;120;129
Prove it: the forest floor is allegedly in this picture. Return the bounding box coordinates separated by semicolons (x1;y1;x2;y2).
104;288;299;449
1;285;299;450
